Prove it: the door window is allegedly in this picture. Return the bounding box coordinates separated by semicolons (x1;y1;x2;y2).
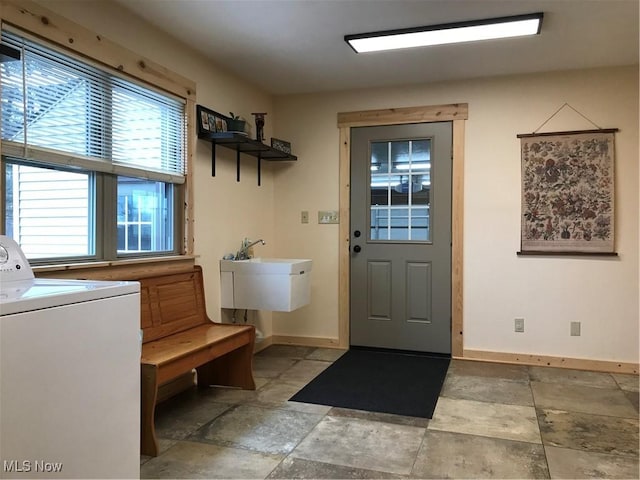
369;139;431;241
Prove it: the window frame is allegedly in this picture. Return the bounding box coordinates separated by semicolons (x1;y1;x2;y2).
0;11;195;265
3;158;99;264
112;177;185;262
2;157;185;264
368;137;433;243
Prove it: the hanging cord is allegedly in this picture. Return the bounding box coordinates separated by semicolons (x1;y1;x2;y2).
533;102;603;134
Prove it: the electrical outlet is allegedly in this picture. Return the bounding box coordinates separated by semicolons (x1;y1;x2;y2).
318;210;339;224
514;318;525;333
570;321;581;336
301;211;309;224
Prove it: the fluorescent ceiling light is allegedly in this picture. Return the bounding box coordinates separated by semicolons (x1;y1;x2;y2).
372;162;430;171
345;13;543;53
396;162;430;170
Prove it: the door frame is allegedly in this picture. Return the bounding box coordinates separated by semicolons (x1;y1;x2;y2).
337;103;468;356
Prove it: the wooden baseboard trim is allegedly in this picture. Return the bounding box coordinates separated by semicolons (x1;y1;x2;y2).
271;335;342;349
461;349;638;374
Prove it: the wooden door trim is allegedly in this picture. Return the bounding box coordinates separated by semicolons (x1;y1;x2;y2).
337;103;467;355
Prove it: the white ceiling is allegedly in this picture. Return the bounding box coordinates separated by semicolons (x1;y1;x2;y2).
114;0;639;95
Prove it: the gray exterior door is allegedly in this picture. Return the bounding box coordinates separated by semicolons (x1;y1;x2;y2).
350;122;452;354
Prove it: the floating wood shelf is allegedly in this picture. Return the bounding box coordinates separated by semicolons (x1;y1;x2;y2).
198;132;297;185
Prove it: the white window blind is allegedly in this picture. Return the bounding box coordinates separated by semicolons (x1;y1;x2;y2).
1;29;186;184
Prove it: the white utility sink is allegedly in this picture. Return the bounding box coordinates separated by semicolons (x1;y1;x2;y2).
220;258;312;275
220;258;312;312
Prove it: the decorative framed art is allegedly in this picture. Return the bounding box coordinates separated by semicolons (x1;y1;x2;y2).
196;104;228;135
517;128;618;255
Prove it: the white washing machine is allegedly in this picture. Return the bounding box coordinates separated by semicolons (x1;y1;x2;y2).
0;236;140;479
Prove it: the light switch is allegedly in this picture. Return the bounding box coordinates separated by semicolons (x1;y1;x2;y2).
301;211;309;224
318;210;339;224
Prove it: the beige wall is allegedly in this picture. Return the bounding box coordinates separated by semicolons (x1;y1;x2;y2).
32;2;640;363
272;66;639;363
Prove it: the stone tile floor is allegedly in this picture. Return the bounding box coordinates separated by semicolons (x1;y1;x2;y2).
141;345;639;479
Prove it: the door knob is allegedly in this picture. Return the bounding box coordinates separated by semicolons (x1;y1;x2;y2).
353;245;362;253
354;230;361;238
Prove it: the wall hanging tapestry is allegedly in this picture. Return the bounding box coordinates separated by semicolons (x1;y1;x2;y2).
517;128;618;255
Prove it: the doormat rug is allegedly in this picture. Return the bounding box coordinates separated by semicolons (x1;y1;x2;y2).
289;347;450;418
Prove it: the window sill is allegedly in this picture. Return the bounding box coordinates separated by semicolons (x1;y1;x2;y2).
33;255;197;280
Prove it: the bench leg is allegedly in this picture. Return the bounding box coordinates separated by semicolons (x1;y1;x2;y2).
196;343;256;390
140;364;160;457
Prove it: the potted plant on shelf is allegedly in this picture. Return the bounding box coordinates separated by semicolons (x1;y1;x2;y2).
227;113;246;134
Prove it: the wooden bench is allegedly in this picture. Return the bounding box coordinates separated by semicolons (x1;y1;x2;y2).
138;265;255;456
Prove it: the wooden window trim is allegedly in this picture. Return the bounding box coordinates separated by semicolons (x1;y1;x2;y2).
0;0;195;100
33;255;197;281
0;0;196;259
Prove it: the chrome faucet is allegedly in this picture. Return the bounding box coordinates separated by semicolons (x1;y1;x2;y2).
236;238;265;260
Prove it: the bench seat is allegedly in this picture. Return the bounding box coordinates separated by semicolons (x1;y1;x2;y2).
137;266;255;456
142;323;254;382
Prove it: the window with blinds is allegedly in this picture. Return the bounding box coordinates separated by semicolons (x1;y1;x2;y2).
1;29;186;261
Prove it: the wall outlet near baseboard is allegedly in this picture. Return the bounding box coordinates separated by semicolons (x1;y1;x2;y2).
571;321;581;336
514;318;525;333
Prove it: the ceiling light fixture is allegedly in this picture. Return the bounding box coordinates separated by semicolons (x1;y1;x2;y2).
396;162;430;170
345;13;543;53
